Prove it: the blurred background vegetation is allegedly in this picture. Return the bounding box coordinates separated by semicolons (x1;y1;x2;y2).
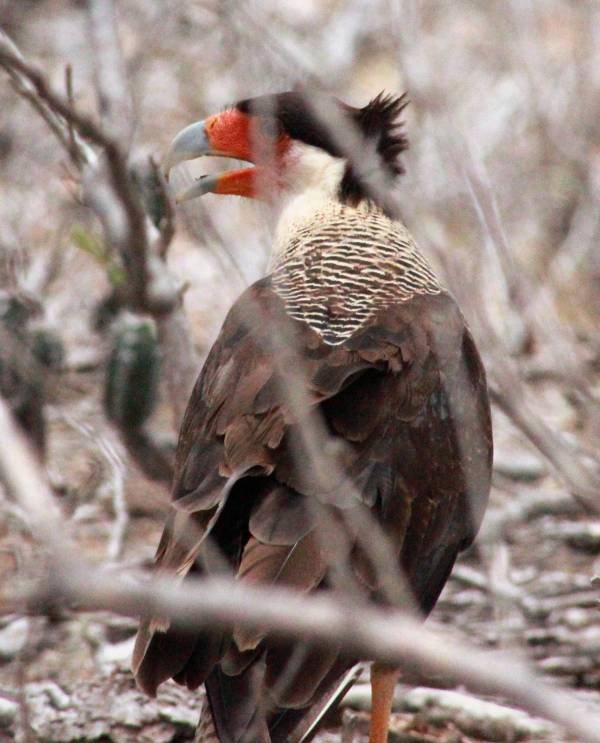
1;2;600;741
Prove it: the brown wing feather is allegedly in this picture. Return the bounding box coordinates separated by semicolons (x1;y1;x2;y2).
233;533;327;652
133;278;492;741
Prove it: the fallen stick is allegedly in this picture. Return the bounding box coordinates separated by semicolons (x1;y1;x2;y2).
343;685;558;742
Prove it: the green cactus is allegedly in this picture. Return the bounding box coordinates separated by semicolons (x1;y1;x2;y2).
104;314;161;430
31;328;64;371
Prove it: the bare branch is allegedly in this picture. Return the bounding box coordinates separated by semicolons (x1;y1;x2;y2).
0;29;95;166
0;399;66;553
2;391;600;742
148;157;176;258
49;409;129;561
0;30;198;427
22;566;600;743
0;38;149;310
64;64;81;167
86;0;134;145
489;372;600;514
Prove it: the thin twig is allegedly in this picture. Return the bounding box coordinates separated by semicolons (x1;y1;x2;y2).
489;378;600;514
86;0;134;145
0;42;148;310
149;156;176;258
50;409;128;561
0;30;93;166
64;64;80;167
0;30;197;423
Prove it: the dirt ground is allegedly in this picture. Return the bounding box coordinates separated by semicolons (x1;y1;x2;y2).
1;1;600;741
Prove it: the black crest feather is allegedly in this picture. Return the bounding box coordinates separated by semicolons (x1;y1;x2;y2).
341;92;409;206
350;92;409;175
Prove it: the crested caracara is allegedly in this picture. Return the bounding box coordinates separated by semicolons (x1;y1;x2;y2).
133;91;492;743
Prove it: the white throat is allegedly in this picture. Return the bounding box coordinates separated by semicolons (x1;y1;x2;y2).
267;142;346;270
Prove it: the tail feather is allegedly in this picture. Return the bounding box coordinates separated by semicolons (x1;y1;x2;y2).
194;696;220;743
199;649;361;743
204;661;271;743
272;663;362;743
133;622;198;697
200;658;362;743
133;621;223;697
265;642;340;709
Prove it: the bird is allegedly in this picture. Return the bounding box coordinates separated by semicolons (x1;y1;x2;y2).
132;90;493;743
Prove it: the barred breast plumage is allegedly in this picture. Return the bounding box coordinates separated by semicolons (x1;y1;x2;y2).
271;202;442;345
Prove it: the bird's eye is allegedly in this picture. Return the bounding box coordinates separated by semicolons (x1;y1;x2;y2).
258;117;283;139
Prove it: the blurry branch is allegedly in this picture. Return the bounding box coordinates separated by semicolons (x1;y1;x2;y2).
0;390;600;743
120;428;174;484
148;156;176;258
455;157;600;512
227;3;319;82
29;566;600;743
0;33;149;313
86;0;134;146
430;138;600;513
513;4;600;299
51;409;128;561
0;29;95;165
461;152;531;351
524;193;600;359
0;29;190;321
0;399;67;554
0;39;147;287
3;357;600;742
480;489;578;545
0;29;198;471
469;266;600;513
177;189;252;290
489;374;600;515
64;64;80;166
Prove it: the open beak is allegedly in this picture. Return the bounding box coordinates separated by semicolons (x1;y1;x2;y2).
162;110;263;203
162;120;215;176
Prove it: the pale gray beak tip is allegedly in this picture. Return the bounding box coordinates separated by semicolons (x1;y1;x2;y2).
175;174;220;203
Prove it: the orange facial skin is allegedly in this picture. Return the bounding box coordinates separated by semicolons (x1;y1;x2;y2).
214;166;288;200
204;109;255;162
204;109;291;199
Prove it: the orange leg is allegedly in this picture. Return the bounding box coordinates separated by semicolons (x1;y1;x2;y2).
369;663;401;743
